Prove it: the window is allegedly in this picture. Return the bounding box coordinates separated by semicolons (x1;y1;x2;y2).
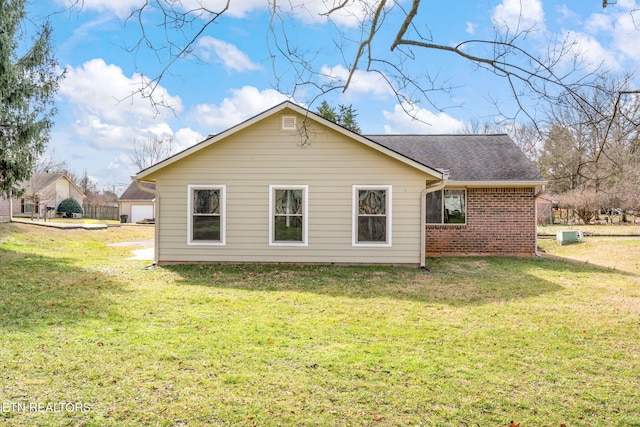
427;189;466;224
353;185;392;246
269;185;308;246
188;185;225;245
21;197;38;214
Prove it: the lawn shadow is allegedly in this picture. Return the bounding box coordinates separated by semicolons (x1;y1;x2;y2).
160;255;621;306
0;247;127;331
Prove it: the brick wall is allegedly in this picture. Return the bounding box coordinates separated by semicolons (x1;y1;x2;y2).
425;187;537;257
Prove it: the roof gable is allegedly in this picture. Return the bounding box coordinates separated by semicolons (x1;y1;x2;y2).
136;101;445;180
18;173;85;196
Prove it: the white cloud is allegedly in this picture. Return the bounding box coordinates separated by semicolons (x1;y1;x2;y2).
383;103;466;134
182;0;266;18
466;22;478;34
107;160;121;170
492;0;546;35
283;0;385;27
174;127;204;151
58;0;381;27
608;8;640;62
56;0;145;19
552;3;640;74
585;13;612;34
197;37;262;72
58;0;265;19
59;58;183;150
565;30;622;72
320;65;394;99
190;86;290;130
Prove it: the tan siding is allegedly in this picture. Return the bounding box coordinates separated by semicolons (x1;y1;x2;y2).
150;111;428;265
119;201;133;219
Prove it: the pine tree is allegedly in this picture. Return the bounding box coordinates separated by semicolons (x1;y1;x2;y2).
0;0;63;197
337;104;361;134
316;101;361;133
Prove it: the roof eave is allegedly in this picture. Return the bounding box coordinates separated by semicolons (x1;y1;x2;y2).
447;180;548;188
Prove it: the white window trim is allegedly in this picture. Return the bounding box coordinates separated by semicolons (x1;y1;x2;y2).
269;185;309;247
187;184;226;246
352;185;392;247
427;188;467;225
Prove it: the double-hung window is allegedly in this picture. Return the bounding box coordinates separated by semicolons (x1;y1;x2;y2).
269;185;308;246
188;185;226;245
426;189;466;224
353;185;392;246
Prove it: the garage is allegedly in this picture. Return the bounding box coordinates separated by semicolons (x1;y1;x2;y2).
130;204;154;223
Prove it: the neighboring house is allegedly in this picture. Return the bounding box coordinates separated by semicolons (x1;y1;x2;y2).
118;181;156;223
135;101;545;266
536;197;555;225
0;196;10;223
12;173;85;219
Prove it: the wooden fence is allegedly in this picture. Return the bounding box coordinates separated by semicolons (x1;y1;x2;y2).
83;204;119;221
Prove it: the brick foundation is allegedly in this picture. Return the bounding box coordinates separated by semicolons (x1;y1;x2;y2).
425;187;537;257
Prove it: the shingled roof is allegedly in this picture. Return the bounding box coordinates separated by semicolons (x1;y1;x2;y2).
119;181;155;201
365;134;544;183
18;173;85;195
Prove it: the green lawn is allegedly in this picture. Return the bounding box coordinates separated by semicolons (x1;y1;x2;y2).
1;223;639;426
538;223;640;236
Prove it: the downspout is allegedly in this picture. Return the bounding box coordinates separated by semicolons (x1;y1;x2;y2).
420;172;449;270
533;184;546;257
136;179;159;266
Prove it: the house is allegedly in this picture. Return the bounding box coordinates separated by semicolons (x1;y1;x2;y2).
0;195;10;222
118;181;156;223
10;173;85;219
135;101;545;266
536;196;555;225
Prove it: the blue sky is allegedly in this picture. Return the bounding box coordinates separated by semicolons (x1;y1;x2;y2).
26;0;640;192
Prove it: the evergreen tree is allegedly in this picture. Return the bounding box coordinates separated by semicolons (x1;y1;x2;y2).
0;0;63;197
337;104;361;134
317;101;361;133
316;101;337;123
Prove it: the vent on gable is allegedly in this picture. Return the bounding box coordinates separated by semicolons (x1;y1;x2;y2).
281;115;297;130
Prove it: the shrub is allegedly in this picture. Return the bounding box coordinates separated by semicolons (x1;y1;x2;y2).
57;198;83;218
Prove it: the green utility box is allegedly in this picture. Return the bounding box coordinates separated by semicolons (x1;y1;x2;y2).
556;230;582;245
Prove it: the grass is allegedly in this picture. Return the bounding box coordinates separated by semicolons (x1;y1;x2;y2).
539;235;640;274
11;217;122;225
1;223;639;426
538;223;640;236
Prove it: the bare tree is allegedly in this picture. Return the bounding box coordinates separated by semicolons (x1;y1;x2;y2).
456;120;541;162
541;76;640;187
557;188;609;224
64;1;640;155
114;2;633;110
130;135;177;171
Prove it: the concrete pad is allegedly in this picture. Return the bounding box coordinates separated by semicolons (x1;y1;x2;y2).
127;247;154;261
